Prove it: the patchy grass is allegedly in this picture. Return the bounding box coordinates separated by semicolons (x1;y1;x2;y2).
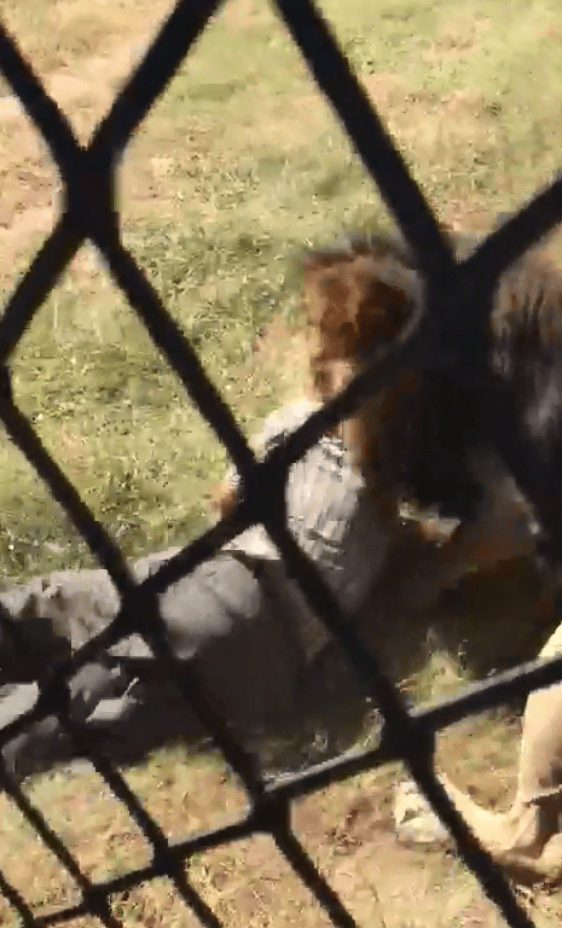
0;0;562;923
3;0;562;579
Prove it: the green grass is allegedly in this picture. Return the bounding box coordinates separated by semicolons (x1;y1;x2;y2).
4;0;562;584
1;0;562;923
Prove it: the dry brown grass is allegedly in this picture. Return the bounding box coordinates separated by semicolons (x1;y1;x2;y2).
0;710;551;927
1;0;562;924
0;566;557;926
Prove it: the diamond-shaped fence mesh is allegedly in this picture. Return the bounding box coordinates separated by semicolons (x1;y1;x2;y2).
0;0;562;926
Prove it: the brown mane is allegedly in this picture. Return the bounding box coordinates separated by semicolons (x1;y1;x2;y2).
301;228;424;513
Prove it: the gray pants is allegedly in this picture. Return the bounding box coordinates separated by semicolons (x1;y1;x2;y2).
0;551;309;777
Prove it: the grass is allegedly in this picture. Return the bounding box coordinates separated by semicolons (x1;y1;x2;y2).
0;0;559;577
2;0;562;580
0;0;561;923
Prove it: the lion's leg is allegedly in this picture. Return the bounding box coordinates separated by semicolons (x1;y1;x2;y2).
395;621;562;884
396;772;562;884
397;465;542;614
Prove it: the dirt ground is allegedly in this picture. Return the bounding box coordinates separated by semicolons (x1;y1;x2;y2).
0;0;562;926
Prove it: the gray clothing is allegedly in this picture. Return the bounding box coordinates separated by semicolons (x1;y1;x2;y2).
1;400;390;667
183;399;391;660
0;400;392;774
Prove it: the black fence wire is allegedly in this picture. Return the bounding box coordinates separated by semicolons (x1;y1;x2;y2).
0;1;561;926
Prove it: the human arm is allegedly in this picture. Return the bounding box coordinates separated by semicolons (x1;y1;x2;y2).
210;401;319;519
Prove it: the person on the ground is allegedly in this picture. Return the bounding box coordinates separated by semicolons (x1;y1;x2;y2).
0;397;418;776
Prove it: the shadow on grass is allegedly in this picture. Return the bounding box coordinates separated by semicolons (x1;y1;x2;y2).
8;556;557;787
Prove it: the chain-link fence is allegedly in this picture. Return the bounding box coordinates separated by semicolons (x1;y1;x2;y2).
1;0;562;925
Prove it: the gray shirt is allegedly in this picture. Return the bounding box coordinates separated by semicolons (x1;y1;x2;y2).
222;400;392;658
0;401;391;694
0;400;395;769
